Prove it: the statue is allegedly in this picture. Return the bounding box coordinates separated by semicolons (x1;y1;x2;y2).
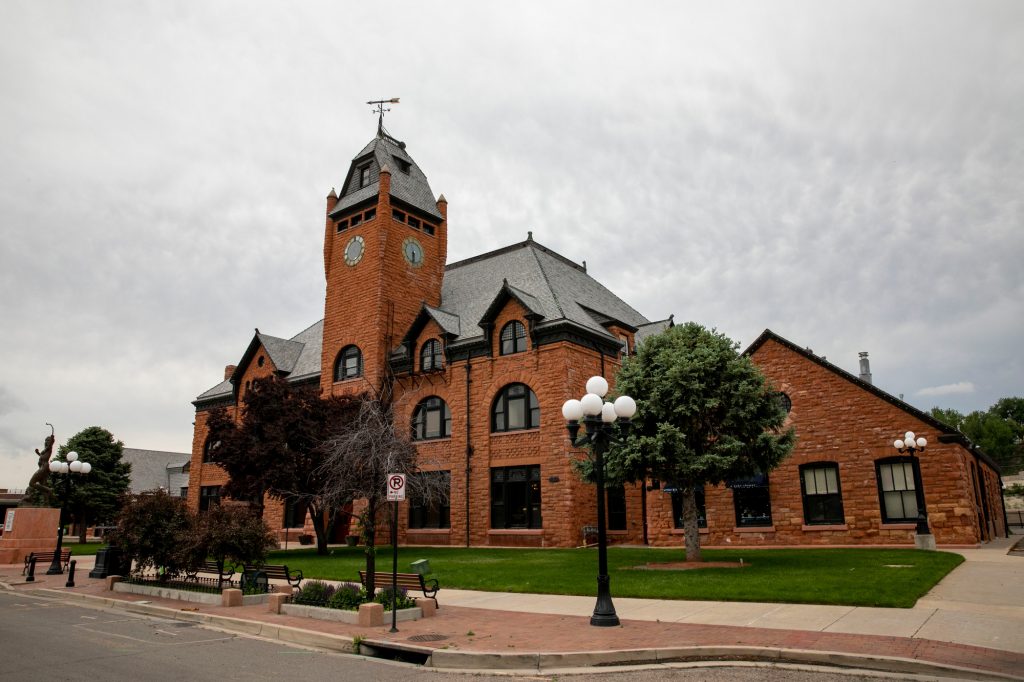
23;424;55;507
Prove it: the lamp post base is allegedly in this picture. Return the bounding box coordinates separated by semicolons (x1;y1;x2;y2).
590;575;620;627
914;533;936;551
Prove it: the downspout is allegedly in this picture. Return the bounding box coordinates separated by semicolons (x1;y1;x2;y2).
465;361;473;547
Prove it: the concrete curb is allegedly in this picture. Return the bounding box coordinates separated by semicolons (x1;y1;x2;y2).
23;588;1024;681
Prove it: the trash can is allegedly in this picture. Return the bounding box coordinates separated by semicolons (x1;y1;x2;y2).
89;546;130;579
410;559;431;576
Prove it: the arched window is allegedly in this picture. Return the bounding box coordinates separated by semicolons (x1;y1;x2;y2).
334;345;363;381
500;321;527;355
492;383;540;432
202;437;220;463
420;339;443;372
412;396;451;441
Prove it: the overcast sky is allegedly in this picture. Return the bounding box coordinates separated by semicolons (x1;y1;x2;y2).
1;1;1021;488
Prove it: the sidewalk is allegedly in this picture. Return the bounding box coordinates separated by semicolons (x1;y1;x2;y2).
3;539;1023;679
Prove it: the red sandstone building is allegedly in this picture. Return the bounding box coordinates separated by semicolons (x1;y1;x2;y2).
187;129;1005;549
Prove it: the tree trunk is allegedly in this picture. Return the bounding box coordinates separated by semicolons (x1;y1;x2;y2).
364;501;377;598
78;512;88;544
682;486;703;562
309;504;330;555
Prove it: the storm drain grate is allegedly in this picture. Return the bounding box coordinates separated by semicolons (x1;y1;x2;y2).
407;633;449;642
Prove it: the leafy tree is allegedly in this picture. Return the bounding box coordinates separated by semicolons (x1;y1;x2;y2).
197;503;277;587
50;426;132;542
930;398;1024;473
205;376;360;554
318;398;447;597
109;490;199;581
606;322;795;562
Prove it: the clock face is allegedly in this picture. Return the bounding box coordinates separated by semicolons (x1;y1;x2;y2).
402;237;424;267
344;236;364;266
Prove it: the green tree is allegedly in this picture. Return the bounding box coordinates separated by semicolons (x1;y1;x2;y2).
50;426;132;542
607;322;795;562
930;398;1024;473
197;504;277;587
109;490;198;581
205;376;360;554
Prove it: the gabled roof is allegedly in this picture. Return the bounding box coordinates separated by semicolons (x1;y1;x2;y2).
440;237;650;345
478;279;546;327
400;303;463;349
635;316;674;347
744;329;1001;473
195;320;324;404
330;132;442;220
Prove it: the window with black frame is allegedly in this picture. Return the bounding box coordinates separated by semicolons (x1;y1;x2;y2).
800;462;845;525
876;457;920;523
606;485;627;530
420;339;443;371
408;471;451;529
729;475;772;527
202;437;220;463
283;498;308;529
491;465;542;529
199;485;221;512
491;383;540;432
500;320;528;355
671;486;707;528
411;396;451;441
334;345;363;381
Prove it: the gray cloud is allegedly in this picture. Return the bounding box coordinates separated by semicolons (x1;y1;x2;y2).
1;0;1021;486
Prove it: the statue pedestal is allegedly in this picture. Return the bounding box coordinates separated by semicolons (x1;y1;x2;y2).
0;507;60;565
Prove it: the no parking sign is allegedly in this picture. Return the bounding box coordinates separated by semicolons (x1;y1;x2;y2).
386;473;406;502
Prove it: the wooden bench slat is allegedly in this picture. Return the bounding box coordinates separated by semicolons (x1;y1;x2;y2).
23;549;72;574
358;570;440;608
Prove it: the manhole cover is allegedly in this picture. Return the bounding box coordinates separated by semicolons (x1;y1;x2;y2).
407;634;449;642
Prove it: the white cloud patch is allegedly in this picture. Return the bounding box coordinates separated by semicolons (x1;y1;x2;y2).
917;382;976;397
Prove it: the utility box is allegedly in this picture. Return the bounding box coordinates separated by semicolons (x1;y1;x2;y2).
410;559;431;575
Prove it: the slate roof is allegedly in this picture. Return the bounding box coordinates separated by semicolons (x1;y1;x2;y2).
441;238;650;345
330;133;442;220
744;329;1002;474
121;448;191;494
634;316;674;347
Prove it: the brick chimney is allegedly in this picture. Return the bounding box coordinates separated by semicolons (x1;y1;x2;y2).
224;364;236;381
858;352;872;385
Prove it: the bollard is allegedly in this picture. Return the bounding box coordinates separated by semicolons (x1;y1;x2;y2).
65;559;76;588
26;556;37;582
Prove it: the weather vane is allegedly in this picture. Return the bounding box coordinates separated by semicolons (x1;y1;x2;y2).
367;97;400;135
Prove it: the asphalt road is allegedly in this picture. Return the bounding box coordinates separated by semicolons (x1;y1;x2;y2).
0;591;883;681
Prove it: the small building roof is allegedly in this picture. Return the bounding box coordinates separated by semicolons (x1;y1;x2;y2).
121;448;191;494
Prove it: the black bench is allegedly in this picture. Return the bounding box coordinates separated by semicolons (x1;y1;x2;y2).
184;560;235;586
245;564;302;592
359;570;440;608
23;549;71;575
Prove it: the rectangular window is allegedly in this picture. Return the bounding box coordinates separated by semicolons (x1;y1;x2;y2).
606;485;627;531
408;216;421;229
283;498;307;529
729;475;772;527
801;463;845;525
364;208;376;221
359;165;371;188
422;221;436;236
179;487;188;498
671;487;707;528
350;213;362;227
393;209;407;223
491;465;542;529
199;485;221;512
408;471;451;529
877;459;919;523
336;219;348;232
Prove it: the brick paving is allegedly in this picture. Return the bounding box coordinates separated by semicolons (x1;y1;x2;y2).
3;564;1022;678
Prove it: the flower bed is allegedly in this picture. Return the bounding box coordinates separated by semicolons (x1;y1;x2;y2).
113;579;271;606
280;580;422;623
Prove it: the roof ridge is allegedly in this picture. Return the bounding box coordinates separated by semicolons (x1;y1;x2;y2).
529;243;566;319
289;318;325;341
445;239;586;273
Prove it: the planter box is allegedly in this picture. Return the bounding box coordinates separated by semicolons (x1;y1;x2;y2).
281;602;421;624
113;581;270;606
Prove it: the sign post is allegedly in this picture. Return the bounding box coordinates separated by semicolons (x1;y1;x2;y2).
386;473;406;633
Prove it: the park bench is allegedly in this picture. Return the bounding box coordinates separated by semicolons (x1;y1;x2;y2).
184;560;236;586
244;564;303;593
22;549;71;575
359;570;440;608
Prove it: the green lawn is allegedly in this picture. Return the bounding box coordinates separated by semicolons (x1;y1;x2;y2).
267;545;963;608
62;541;105;556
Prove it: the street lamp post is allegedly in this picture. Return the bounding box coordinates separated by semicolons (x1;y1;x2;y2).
46;451;91;575
893;431;934;550
562;376;636;627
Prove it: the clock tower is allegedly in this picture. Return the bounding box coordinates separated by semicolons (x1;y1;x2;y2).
320;130;448;396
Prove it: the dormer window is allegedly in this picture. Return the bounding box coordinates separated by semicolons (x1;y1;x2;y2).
421;339;443;372
359;164;371;188
393;155;412;174
500;321;527;355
